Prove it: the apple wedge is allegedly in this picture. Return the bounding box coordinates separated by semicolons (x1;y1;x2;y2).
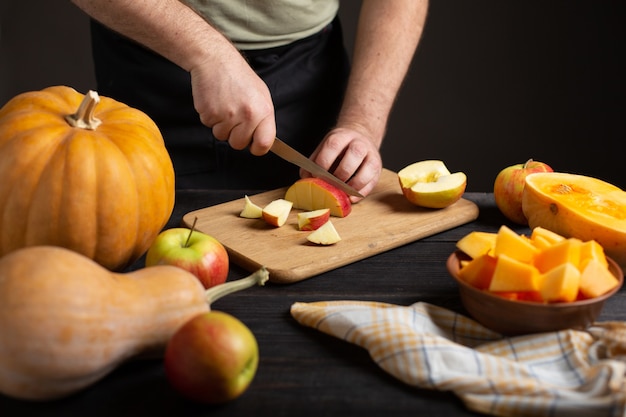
297;209;330;231
285;178;351;217
239;195;263;219
306;220;341;245
261;199;293;227
397;160;466;208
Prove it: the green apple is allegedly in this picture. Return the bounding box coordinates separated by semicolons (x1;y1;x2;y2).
164;311;259;404
493;159;553;225
397;160;467;208
145;228;229;289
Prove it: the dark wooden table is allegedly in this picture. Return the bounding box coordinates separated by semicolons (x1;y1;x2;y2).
2;192;624;417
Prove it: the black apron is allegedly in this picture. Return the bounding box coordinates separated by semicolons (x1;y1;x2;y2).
90;17;350;190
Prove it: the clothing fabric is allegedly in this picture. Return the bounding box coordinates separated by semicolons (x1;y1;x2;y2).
186;0;340;50
89;13;350;190
291;300;626;417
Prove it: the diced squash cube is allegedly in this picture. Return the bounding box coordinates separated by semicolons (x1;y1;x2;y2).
530;227;566;246
456;231;497;259
534;238;582;273
579;240;608;270
579;259;620;298
539;263;581;303
530;235;553;251
494;225;539;264
458;254;497;289
489;254;541;292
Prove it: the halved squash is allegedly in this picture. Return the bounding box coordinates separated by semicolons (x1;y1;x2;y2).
522;172;626;268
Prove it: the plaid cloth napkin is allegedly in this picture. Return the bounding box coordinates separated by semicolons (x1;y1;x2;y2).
290;300;626;417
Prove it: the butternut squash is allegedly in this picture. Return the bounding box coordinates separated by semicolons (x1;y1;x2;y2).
522;172;626;268
0;245;268;401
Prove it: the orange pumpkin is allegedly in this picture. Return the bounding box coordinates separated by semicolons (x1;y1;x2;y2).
0;86;175;270
522;172;626;269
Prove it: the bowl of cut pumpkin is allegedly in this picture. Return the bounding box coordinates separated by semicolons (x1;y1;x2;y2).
447;225;623;336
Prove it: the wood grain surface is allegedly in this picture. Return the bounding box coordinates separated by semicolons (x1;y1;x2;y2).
182;169;479;283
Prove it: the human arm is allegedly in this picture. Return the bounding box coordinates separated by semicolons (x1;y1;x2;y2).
69;0;276;155
304;0;429;201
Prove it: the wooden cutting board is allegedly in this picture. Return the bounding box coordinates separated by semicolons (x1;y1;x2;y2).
182;168;479;284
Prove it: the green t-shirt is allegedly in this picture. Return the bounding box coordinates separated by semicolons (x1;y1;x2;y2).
185;0;340;50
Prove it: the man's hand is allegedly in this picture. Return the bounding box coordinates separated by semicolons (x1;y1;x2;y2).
304;0;428;202
71;0;278;156
189;54;276;155
302;126;383;202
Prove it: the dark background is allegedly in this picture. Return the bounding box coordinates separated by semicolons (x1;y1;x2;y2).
1;1;624;191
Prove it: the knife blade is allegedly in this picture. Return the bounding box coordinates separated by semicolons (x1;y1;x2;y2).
270;137;364;198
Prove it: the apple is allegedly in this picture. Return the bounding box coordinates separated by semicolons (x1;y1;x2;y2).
285;177;352;217
145;227;229;289
306;220;341;245
493;159;553;225
397;160;467;208
261;198;293;227
239;195;263;219
297;208;330;231
164;311;259;404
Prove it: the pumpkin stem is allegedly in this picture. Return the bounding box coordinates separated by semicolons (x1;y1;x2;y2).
205;266;269;305
65;90;102;130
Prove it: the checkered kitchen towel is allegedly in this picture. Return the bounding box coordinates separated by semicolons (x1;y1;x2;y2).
290;301;626;417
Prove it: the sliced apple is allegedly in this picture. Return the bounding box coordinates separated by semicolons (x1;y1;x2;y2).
297;208;330;231
261;198;293;227
306;220;341;245
285;177;351;217
239;195;263;219
397;160;467;208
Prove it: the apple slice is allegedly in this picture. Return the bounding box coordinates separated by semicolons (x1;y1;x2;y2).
285;178;351;217
297;209;330;231
397;160;466;208
261;199;293;227
239;195;263;219
306;220;341;245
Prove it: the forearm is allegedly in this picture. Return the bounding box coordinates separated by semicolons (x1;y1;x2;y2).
70;0;240;73
338;0;428;147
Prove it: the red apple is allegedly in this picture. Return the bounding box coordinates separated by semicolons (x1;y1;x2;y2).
145;228;229;289
261;198;293;227
285;177;351;217
493;159;553;225
297;208;330;231
164;311;259;404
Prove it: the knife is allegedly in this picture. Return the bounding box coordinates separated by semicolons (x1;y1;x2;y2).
270;137;364;198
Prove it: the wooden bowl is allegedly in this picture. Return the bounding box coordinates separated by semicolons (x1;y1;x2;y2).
446;251;624;336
